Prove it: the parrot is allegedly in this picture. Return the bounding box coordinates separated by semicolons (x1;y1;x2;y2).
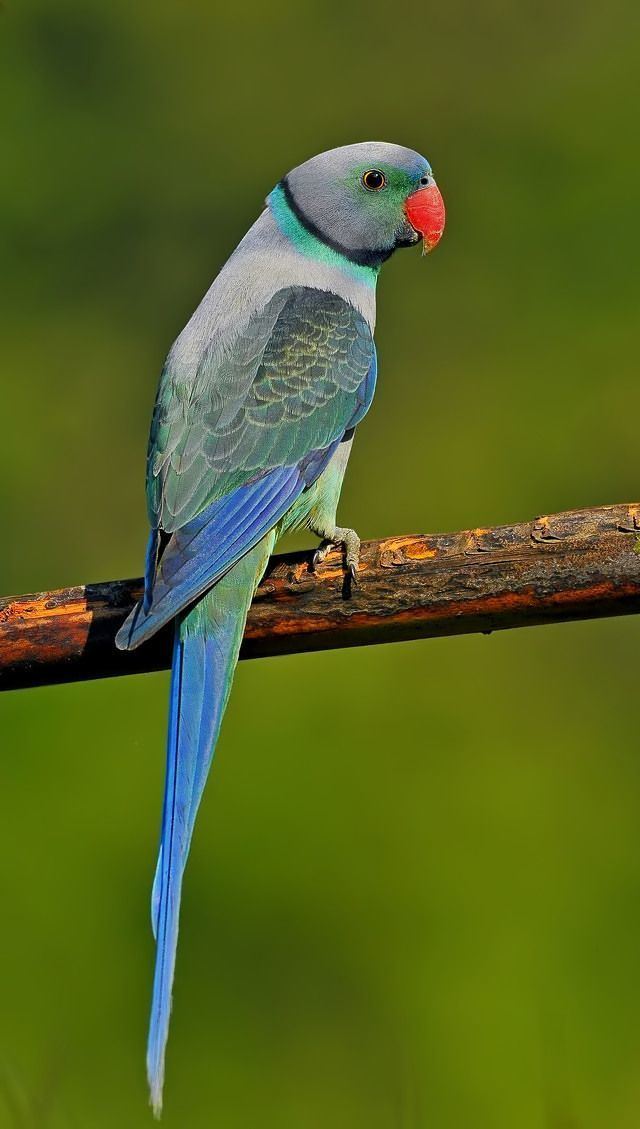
115;141;445;1115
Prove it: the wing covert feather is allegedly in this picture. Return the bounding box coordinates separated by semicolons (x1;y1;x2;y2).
116;286;376;649
147;287;374;532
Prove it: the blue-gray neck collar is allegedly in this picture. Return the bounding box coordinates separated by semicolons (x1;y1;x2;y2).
268;181;380;288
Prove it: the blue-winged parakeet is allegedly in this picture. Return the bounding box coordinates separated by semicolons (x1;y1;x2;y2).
116;141;446;1114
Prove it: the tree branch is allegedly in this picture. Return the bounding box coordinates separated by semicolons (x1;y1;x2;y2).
2;502;640;692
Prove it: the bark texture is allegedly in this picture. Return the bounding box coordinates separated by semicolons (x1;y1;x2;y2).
1;503;640;691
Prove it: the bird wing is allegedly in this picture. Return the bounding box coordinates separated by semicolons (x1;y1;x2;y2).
117;285;376;649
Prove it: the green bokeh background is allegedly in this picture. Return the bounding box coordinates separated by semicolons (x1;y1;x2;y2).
2;2;640;1126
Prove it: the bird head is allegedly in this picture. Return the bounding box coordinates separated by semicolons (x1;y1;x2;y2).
273;141;445;268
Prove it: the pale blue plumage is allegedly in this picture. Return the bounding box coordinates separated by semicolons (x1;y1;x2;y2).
117;288;376;1115
116;141;436;1115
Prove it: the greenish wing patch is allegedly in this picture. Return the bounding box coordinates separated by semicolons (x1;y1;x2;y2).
147;287;374;532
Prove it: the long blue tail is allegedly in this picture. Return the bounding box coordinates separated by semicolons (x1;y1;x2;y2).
146;535;273;1116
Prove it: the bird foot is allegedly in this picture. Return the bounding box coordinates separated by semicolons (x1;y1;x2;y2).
312;527;361;586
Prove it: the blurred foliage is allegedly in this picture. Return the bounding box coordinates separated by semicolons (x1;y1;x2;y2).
1;1;640;1126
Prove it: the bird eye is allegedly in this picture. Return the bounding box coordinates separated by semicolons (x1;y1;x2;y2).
420;174;432;185
361;169;386;191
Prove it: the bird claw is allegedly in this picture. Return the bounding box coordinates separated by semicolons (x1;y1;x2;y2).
311;527;360;593
312;541;333;571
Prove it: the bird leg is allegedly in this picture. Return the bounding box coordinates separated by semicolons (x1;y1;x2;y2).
312;525;361;585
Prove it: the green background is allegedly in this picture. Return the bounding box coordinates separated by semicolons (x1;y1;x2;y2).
2;1;640;1125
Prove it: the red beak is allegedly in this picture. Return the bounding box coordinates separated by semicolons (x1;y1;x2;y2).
404;183;446;253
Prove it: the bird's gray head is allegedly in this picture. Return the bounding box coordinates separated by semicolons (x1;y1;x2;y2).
269;141;445;269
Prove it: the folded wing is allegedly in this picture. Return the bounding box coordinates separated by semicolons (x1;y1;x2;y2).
117;286;376;650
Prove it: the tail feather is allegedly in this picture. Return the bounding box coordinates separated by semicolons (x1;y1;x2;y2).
146;535;274;1116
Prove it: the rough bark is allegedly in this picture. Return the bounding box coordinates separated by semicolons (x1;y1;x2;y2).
1;503;639;692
